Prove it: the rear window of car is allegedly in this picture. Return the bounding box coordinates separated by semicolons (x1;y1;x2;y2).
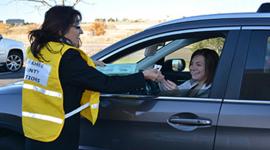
240;35;270;100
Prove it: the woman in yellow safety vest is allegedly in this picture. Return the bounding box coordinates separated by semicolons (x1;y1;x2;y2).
23;6;164;150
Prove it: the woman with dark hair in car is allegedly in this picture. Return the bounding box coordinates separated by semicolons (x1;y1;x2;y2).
22;6;163;150
159;48;219;97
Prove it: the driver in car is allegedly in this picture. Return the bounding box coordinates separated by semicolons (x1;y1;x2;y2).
159;48;219;97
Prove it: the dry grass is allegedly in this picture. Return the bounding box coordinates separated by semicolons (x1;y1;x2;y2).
89;21;106;36
0;21;159;56
1;24;39;46
0;23;10;34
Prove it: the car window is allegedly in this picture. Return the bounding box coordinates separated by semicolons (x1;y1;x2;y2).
158;37;224;97
240;32;270;100
101;30;228;97
165;37;224;71
240;31;270;100
111;42;168;64
264;37;270;71
112;49;145;64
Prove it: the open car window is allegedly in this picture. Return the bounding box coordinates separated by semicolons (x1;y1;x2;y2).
165;37;224;71
98;30;227;97
111;42;170;64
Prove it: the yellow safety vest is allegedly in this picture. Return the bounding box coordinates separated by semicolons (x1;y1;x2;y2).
22;42;100;142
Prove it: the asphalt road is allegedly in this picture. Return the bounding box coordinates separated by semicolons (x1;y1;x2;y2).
0;67;25;86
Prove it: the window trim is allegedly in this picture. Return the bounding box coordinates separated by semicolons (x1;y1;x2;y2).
99;27;241;61
242;26;270;30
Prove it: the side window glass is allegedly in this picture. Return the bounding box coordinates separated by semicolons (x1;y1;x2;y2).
264;37;270;71
165;37;223;71
112;49;145;64
102;31;227;97
240;35;270;100
112;43;167;64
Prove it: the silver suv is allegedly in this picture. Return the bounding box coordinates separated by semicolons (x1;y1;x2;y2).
0;35;25;72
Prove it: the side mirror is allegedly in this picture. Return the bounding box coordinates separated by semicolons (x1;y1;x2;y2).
172;59;185;72
163;59;186;72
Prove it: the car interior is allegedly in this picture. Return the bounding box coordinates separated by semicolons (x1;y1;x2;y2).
101;32;226;96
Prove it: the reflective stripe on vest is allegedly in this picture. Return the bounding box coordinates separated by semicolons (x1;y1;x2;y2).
23;83;98;120
65;103;99;118
23;83;62;98
22;102;99;122
22;111;63;124
23;102;98;123
91;103;99;109
65;103;90;118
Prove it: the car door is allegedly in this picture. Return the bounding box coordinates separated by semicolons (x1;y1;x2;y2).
79;28;240;150
214;29;270;150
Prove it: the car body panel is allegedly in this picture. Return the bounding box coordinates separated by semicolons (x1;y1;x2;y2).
0;83;22;117
214;29;270;150
79;28;241;149
80;96;221;150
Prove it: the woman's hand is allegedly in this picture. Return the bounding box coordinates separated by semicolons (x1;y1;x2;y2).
160;79;178;91
142;69;164;82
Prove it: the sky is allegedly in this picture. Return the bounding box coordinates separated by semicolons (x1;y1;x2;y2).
0;0;270;23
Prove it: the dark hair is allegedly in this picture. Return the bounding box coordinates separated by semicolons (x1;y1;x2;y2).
28;6;82;61
190;48;219;85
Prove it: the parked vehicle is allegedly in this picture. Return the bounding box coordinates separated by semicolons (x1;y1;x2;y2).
1;3;270;150
0;35;25;72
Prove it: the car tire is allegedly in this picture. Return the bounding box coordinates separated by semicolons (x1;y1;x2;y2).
0;129;25;150
6;51;23;72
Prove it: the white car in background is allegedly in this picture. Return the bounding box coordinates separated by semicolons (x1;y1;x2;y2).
0;34;25;72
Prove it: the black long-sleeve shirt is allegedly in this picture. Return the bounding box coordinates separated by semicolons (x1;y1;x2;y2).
58;49;146;149
59;49;146;113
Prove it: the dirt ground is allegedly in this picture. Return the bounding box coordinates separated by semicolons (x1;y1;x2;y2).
0;21;162;86
1;21;160;56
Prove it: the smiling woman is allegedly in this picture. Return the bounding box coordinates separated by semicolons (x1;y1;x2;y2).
159;48;219;97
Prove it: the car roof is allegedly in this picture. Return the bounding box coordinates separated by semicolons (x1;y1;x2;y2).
92;3;270;60
148;12;270;30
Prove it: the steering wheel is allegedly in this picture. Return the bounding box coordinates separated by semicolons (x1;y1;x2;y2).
145;80;160;95
128;80;160;95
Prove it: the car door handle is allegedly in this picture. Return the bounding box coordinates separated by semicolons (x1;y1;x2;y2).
168;118;211;126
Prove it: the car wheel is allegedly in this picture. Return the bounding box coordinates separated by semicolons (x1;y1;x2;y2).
6;51;23;72
0;129;25;150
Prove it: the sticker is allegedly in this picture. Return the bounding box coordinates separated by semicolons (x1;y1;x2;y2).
24;59;51;86
154;64;162;71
